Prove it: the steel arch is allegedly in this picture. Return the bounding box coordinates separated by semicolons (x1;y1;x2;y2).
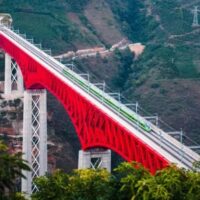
0;34;169;173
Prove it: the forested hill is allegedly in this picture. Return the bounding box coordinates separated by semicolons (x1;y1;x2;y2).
1;0;200;143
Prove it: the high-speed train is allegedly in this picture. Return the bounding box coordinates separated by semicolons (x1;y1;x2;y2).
62;68;152;133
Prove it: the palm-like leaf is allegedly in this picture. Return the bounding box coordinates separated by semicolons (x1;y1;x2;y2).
0;140;30;198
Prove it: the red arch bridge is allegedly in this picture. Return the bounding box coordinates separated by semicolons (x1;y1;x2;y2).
0;24;200;195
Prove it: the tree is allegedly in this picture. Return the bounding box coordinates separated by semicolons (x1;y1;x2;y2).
33;169;115;200
114;162;200;200
32;170;70;200
113;48;134;90
185;170;200;200
0;140;30;200
135;176;170;200
33;161;200;200
114;162;151;200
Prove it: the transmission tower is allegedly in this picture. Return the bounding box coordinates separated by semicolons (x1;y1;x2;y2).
192;6;200;27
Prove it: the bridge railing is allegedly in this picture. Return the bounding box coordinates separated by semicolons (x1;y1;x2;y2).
1;24;200;168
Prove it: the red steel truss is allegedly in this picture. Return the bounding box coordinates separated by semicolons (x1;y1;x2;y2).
0;34;169;173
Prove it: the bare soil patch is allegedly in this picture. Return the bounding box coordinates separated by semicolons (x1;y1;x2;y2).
84;0;125;45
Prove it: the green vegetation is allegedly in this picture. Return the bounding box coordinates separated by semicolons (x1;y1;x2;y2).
0;0;96;53
107;0;200;83
108;0;154;43
32;169;114;200
112;48;134;90
0;140;30;200
32;162;200;200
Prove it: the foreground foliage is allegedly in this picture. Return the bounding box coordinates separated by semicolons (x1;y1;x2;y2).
0;141;30;200
33;162;200;200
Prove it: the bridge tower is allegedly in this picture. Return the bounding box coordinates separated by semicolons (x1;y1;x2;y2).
1;15;48;195
22;89;47;194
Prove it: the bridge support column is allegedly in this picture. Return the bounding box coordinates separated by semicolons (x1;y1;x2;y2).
4;53;12;95
4;52;24;96
22;89;47;195
78;149;111;172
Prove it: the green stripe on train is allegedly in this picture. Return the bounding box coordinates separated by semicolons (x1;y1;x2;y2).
63;69;151;132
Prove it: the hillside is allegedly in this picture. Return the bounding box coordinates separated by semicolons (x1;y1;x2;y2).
0;0;200;170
